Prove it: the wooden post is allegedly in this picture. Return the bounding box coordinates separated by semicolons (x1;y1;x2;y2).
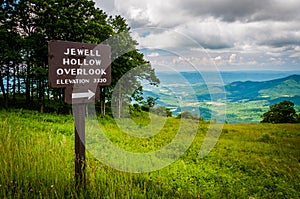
73;104;86;187
48;40;111;188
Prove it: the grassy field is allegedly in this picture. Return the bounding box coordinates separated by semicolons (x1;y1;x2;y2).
0;109;299;198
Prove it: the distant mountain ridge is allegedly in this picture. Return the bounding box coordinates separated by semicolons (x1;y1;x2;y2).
225;74;300;103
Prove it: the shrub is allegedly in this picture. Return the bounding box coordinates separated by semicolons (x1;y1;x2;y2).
261;100;298;123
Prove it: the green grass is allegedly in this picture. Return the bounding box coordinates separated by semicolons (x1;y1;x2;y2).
0;109;299;198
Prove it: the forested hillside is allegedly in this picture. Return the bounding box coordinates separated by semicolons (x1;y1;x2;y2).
226;75;300;102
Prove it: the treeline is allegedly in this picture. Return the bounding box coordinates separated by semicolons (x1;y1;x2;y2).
0;0;159;114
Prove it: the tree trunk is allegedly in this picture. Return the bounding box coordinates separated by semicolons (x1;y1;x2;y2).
31;79;35;101
46;83;50;101
0;73;8;109
117;92;122;119
39;79;45;113
12;64;16;101
17;65;21;95
100;87;106;115
6;69;9;97
25;59;31;104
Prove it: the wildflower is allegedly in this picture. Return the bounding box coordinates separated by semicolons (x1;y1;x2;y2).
29;188;34;193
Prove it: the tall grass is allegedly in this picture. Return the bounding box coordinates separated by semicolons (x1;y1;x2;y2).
0;109;299;198
0;110;74;198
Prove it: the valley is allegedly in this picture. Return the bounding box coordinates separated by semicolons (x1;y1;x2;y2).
143;71;300;123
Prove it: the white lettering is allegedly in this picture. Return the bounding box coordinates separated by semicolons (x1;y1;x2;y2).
71;48;76;55
70;68;76;75
95;69;101;75
62;58;102;66
95;60;102;65
57;69;64;75
77;69;83;75
56;68;107;76
70;59;77;65
56;78;90;85
90;50;95;56
89;59;95;65
77;49;84;55
89;69;94;75
96;50;100;56
63;58;69;65
93;78;107;83
63;48;102;57
85;49;89;56
64;48;70;55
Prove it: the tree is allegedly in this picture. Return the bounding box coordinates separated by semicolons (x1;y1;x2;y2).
261;100;299;123
145;97;157;109
151;106;172;117
0;0;21;108
177;111;199;120
108;16;159;118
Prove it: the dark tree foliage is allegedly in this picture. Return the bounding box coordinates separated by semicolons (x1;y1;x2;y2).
261;100;299;123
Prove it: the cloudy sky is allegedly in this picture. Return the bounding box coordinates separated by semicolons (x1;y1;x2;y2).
94;0;300;72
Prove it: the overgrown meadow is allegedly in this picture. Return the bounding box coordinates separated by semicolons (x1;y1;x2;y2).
0;109;299;198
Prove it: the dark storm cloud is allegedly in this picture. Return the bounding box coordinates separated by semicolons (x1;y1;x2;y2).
260;35;300;48
250;1;300;22
179;0;300;22
179;0;270;22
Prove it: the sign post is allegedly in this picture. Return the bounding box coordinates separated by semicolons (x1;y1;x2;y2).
73;103;86;187
48;40;111;186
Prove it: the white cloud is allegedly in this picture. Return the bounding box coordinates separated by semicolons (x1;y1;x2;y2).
147;52;160;57
214;56;222;61
95;0;300;71
229;54;237;64
289;53;300;58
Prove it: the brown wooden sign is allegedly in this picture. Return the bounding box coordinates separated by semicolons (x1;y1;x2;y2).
48;40;112;186
48;40;111;104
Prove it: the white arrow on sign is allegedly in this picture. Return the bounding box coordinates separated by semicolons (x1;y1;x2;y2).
72;90;95;100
